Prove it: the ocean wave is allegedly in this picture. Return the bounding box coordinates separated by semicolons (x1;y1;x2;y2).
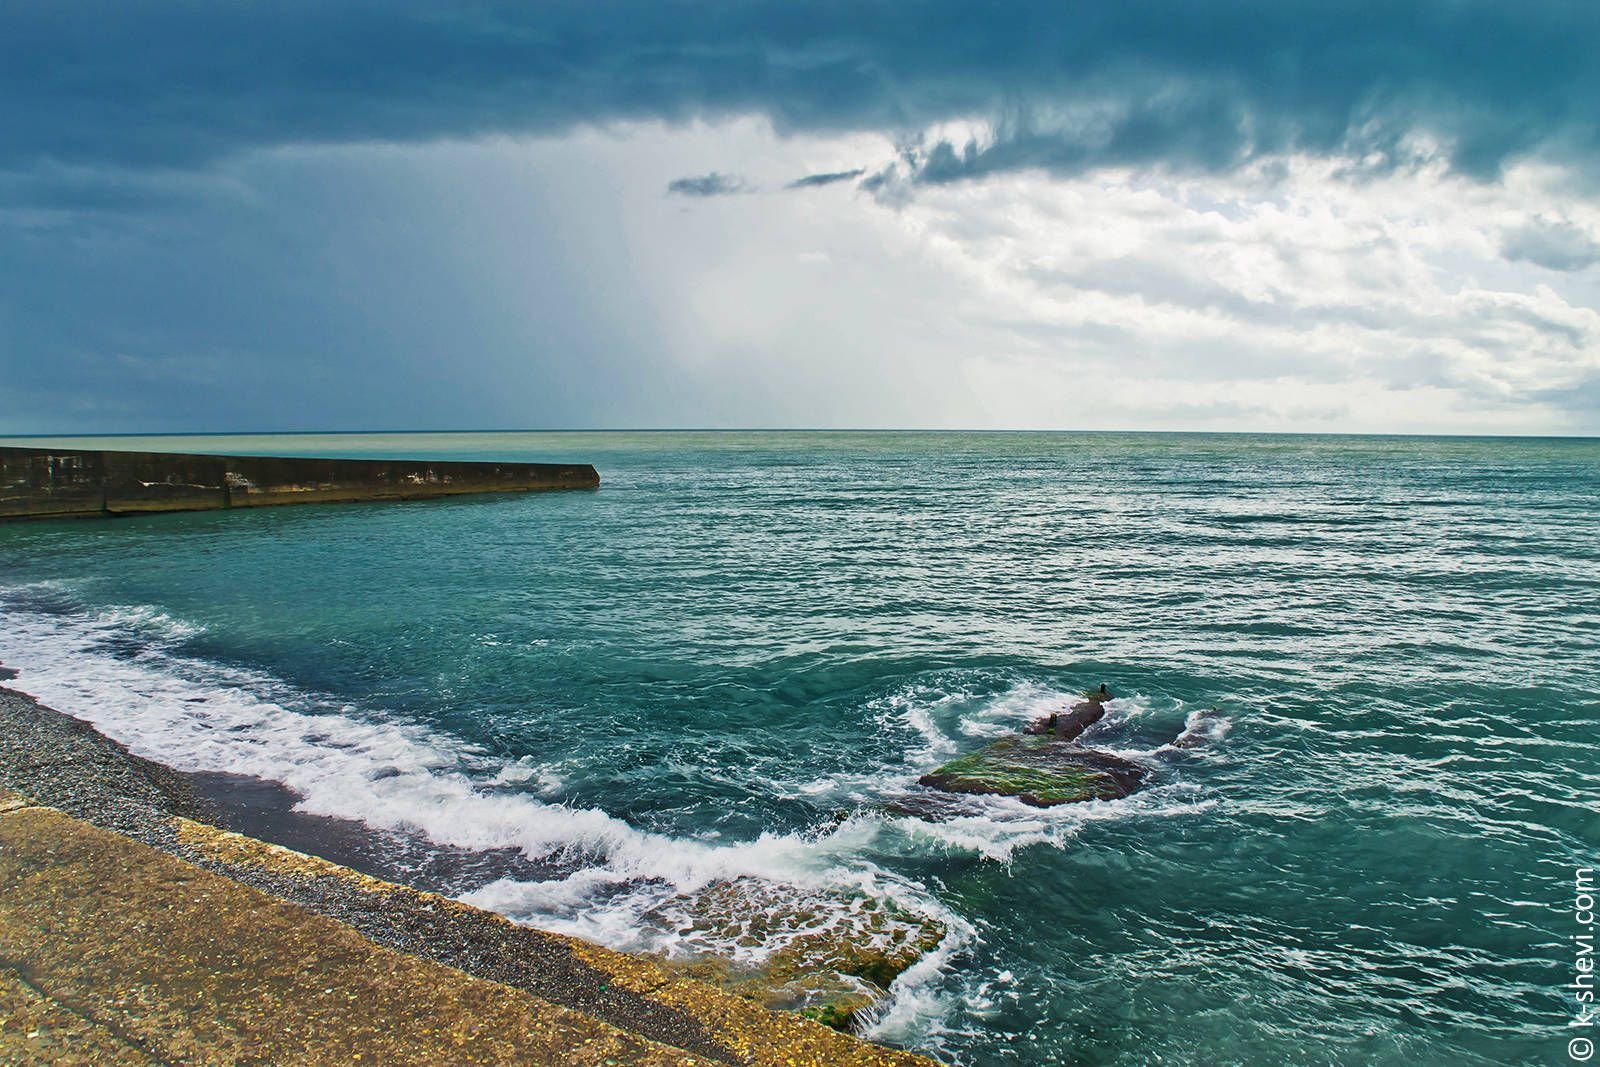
0;595;969;1021
0;594;1230;1043
1;602;893;885
868;675;1093;763
881;780;1216;863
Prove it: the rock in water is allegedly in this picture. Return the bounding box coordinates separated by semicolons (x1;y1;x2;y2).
1023;698;1107;742
1172;707;1229;749
918;735;1146;806
647;877;946;1032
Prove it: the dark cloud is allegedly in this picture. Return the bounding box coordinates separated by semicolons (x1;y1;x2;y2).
2;1;1597;193
858;168;893;191
857;165;912;206
667;172;746;196
786;169;865;189
1501;219;1600;271
0;147;689;434
905;93;1257;186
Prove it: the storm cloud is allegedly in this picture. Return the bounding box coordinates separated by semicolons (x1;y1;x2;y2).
3;1;1597;189
2;4;1596;437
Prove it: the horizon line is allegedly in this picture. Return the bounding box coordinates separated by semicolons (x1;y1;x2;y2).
2;427;1597;443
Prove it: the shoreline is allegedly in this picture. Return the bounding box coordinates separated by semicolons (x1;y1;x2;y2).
0;682;939;1066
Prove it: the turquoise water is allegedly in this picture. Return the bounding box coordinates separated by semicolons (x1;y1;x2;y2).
1;431;1596;1065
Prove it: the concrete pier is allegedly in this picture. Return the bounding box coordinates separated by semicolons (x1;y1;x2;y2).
0;446;599;520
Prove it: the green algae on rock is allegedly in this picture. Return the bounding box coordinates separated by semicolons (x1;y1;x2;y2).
917;735;1145;807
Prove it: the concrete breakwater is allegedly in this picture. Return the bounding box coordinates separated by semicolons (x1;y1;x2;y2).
0;445;599;520
0;683;940;1067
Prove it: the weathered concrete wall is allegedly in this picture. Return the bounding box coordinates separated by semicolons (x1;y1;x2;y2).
0;446;599;520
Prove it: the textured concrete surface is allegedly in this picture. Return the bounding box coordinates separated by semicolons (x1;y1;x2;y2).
169;818;940;1067
0;796;698;1065
0;686;943;1065
0;446;598;520
0;969;154;1066
0;790;941;1067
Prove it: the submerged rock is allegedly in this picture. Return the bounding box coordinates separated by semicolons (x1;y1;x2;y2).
1171;707;1229;749
918;735;1145;806
649;877;946;1032
880;789;992;822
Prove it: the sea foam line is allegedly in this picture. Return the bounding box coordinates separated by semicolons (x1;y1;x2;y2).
0;600;904;889
0;593;1236;1039
0;596;972;992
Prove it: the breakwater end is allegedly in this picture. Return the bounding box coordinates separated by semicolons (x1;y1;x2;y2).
0;445;599;520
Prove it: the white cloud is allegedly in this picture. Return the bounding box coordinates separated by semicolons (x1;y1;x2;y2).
761;142;1600;431
270;122;1600;433
5;116;1596;434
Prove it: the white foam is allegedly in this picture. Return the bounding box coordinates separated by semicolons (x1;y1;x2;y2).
490;755;563;795
881;779;1216;865
887;809;1061;863
963;681;1084;734
0;594;1211;1043
871;677;1086;766
0;596;954;961
878;687;965;762
3;601;891;887
1168;706;1234;750
95;602;209;643
861;905;973;1040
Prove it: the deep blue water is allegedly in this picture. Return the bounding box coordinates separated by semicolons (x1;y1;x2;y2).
1;431;1596;1065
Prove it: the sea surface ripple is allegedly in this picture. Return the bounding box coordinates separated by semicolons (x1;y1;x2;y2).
0;430;1595;1065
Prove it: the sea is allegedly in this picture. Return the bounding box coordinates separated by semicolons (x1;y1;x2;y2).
0;430;1595;1066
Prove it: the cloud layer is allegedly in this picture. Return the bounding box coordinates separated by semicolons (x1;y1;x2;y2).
1;5;1596;436
4;1;1598;186
3;118;1594;435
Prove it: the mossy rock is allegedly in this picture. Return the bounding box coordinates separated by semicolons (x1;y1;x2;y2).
800;999;871;1031
650;878;946;1031
668;953;880;1031
918;735;1145;806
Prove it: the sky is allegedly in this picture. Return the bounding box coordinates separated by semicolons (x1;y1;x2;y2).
2;2;1598;436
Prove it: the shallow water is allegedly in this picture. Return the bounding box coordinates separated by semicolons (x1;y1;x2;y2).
1;430;1595;1065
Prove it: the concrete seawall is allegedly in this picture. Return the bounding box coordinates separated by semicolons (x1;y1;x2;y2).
0;687;942;1066
0;789;938;1066
0;445;599;520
